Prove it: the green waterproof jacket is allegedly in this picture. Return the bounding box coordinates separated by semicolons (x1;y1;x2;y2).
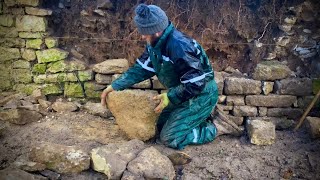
112;22;216;105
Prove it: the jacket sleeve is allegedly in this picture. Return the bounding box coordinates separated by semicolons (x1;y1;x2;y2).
167;40;209;105
111;48;155;91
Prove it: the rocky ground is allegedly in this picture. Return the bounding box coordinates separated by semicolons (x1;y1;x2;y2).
0;98;319;179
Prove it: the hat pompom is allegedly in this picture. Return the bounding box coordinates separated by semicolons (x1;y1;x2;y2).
135;4;150;18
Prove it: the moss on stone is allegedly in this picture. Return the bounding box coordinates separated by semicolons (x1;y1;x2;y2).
64;82;84;98
12;69;32;83
32;63;47;74
47;60;67;73
26;39;43;49
13;60;31;69
45;37;58;48
13;84;40;95
41;84;63;95
36;48;69;63
84;82;105;99
78;70;93;81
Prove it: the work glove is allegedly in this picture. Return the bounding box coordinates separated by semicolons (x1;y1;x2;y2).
101;85;114;107
153;93;170;113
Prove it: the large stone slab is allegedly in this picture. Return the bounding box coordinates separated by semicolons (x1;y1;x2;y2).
0;109;42;125
93;59;129;74
247;119;276;145
107;90;159;141
0;47;21;62
224;77;261;95
253;61;291;81
305;117;320;138
246;95;297;107
91;139;145;179
16;15;47;32
36;48;69;63
274;78;313;96
127;147;175;180
30;142;90;174
267;108;303;119
4;0;39;7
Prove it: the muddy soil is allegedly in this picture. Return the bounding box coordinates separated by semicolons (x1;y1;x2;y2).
0;111;319;179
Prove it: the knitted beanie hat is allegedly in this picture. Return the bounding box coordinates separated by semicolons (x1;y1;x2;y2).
134;4;169;35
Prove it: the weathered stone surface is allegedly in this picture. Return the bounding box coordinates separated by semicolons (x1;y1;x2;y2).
33;74;46;84
224;77;261;95
305;117;320;138
3;7;25;15
218;95;226;103
83;102;111;118
25;7;52;16
258;107;268;117
44;37;58;48
0;62;12;90
32;63;46;74
36;48;68;63
4;0;39;7
121;171;144;180
214;71;224;95
26;39;42;49
70;48;84;59
47;60;67;73
0;47;21;62
13;155;46;172
226;96;245;106
93;59;129;74
41;84;62;95
84;82;105;99
95;74;112;84
249;117;295;130
91;139;145;179
262;81;274;95
0;26;18;37
16;15;47;32
0;168;47;180
13;59;30;69
38;99;51;109
233;106;258;117
12;69;32;83
107;90;159;141
253;61;292;81
267;108;303;119
13;84;40;95
43;73;77;83
220;114;244;126
52;101;78;112
19;32;47;38
127;147;175;180
0;109;42;125
78;70;93;81
21;48;36;61
0;38;25;47
216;104;233;111
0;15;14;27
0;77;12;91
246;95;297;107
64;83;84;98
68;59;86;71
247;120;276;145
30;142;90;174
151;76;166;90
274;78;313;96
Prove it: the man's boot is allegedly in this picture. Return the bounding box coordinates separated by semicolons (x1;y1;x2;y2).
212;109;243;137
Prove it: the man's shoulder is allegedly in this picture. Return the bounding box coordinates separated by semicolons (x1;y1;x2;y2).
165;29;196;57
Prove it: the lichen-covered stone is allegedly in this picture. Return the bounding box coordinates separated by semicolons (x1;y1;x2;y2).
16;15;47;32
68;60;86;71
19;32;47;38
0;38;25;47
12;69;32;83
0;15;14;27
47;60;67;73
36;48;69;63
32;63;46;74
13;60;30;69
13;83;40;95
64;83;84;98
84;82;105;99
253;61;291;81
21;48;36;61
247;120;276;145
78;70;93;81
33;74;46;84
44;37;58;48
0;47;21;62
0;26;18;37
41;84;62;95
45;73;77;83
93;59;129;74
4;0;39;7
26;39;42;49
25;7;52;16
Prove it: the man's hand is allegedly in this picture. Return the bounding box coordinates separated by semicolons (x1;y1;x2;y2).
101;85;114;107
153;93;170;113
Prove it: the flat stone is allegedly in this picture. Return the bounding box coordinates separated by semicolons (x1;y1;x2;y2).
107;90;159;141
262;81;274;95
247;120;276;145
12;69;32;83
95;74;112;84
226;96;245;106
30;142;90;174
224;77;261;95
25;7;52;16
44;73;77;83
46;60;67;73
267;108;303;119
26;39;43;49
0;47;21;62
93;59;129;74
216;104;233;111
36;48;69;63
16;15;47;32
0;38;25;47
127;147;175;180
0;15;14;27
21;48;36;61
83;102;111;118
68;59;86;71
91;139;145;179
0;26;18;37
274;78;313;96
0;168;47;180
13;60;30;69
305;116;320;138
13;84;40;95
253;61;291;81
52;101;78;112
44;37;58;48
233;106;258;117
246;95;297;107
4;0;39;7
0;109;42;125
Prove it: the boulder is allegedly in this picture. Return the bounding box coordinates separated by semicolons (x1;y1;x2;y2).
83;102;112;118
247;120;276;145
274;78;313;96
91;139;145;179
52;101;78;112
127;147;175;180
0;109;42;125
93;59;129;74
305;117;320;138
224;77;261;95
16;15;47;32
107;90;159;141
246;95;297;107
30;142;90;174
0;168;47;180
252;61;291;81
